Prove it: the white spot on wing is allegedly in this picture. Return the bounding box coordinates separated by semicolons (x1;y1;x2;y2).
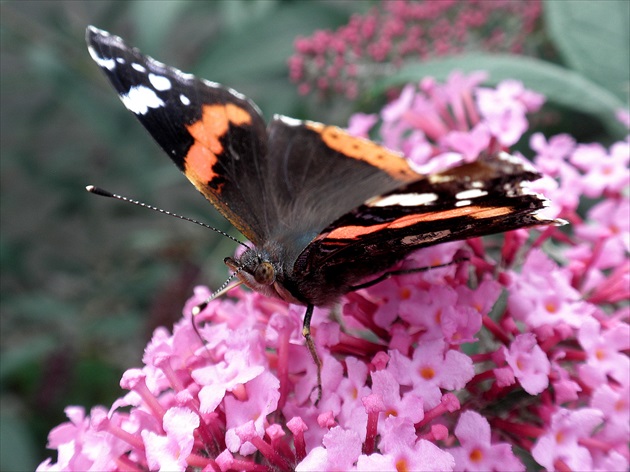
276;115;304;127
201;78;221;88
368;193;438;207
145;55;195;84
116;57;125;64
120;85;165;115
169;68;194;82
428;174;455;184
180;94;190;105
455;199;471;207
87;45;115;71
497;151;537;173
148;73;171;91
455;189;488;199
131;63;147;73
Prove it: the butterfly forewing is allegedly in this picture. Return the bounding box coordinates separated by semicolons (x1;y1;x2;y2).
86;26;269;243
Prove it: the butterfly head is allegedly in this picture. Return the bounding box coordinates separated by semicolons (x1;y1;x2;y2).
227;246;274;281
224;247;299;303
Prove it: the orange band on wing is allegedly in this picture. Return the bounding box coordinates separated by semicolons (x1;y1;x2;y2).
306;122;421;183
324;206;514;240
186;143;218;184
388;205;514;225
224;103;252;126
468;206;514;219
184;103;253;183
325;222;391;239
187;104;252;154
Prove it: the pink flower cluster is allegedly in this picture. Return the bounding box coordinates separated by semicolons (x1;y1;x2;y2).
349;71;546;176
289;0;542;98
39;75;629;471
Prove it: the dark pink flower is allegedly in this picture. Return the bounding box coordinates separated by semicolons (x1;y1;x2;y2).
570;141;630;197
442;124;491;162
578;319;630;389
289;0;542;100
530;132;576;177
574;197;630;270
296;426;362;471
532;408;604;471
508;250;595;330
371;369;424;426
224;372;280;455
388;339;474;410
503;333;550;395
591;383;630;446
476;80;543;146
365;74;544;174
450;411;525;471
346;112;378;138
38;406;129;472
142;407;199;471
376;417;455;471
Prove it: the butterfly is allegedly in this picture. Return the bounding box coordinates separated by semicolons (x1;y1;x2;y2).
86;26;561;399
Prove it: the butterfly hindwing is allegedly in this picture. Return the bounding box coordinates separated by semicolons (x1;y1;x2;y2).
292;152;557;302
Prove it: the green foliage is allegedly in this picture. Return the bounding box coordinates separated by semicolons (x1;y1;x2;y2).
545;0;630;104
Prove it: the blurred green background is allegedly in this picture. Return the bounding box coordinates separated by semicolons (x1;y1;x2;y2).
1;1;627;470
0;2;364;469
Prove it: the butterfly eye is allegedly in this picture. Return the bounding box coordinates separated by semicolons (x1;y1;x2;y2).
254;261;275;285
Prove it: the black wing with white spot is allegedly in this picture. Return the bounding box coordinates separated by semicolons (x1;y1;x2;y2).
86;26;270;243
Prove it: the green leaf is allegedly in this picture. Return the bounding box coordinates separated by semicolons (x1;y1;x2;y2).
376;54;627;139
544;0;630;104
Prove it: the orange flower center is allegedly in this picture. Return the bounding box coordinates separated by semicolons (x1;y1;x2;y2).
469;448;484;462
545;301;558;314
420;366;435;380
396;459;409;472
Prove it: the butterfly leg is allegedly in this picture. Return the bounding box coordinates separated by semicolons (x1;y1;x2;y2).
348;255;469;291
302;304;322;404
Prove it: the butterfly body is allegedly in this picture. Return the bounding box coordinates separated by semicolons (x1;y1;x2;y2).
86;26;559;319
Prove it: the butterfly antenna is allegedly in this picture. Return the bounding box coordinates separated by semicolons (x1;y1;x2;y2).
86;185;249;248
191;268;244;316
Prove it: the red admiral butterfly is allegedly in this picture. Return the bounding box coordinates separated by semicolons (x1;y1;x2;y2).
86;26;561;397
